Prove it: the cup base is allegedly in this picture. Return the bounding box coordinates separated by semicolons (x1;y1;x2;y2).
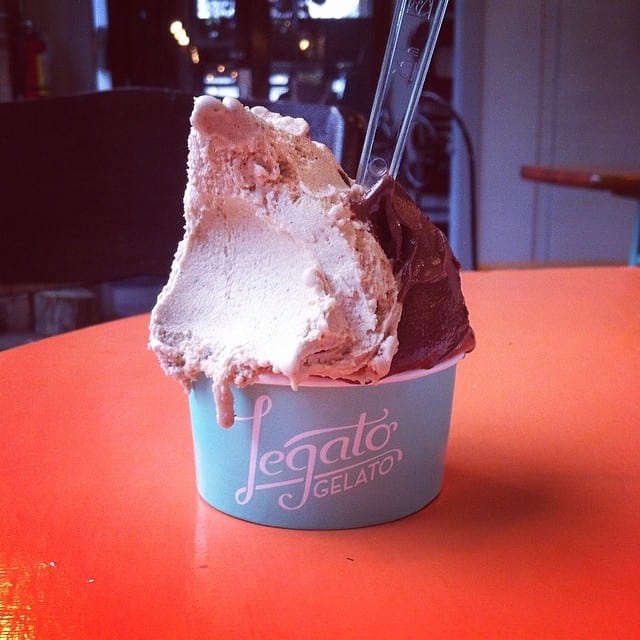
188;361;457;530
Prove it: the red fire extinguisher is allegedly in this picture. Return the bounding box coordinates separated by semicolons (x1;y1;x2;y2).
23;19;50;98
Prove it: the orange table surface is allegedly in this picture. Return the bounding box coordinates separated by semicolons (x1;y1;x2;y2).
1;267;639;639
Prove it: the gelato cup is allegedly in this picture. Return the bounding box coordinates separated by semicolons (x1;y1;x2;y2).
188;354;461;530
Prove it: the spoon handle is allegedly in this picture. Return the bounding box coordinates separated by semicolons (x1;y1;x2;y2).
356;0;449;187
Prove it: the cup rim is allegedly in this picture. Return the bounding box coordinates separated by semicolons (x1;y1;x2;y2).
253;353;464;388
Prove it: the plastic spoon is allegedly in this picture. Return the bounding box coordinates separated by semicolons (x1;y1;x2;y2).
356;0;449;187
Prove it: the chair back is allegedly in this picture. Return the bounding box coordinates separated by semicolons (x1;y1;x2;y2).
0;88;364;287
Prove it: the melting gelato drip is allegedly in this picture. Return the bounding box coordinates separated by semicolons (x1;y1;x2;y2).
352;176;475;374
149;96;474;427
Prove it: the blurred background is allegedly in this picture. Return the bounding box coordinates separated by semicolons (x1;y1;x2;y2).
1;0;639;271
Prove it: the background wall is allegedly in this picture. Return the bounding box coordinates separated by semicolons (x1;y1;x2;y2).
20;0;96;96
10;0;640;268
455;0;640;268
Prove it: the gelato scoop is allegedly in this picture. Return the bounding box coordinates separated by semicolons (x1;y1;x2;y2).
149;96;474;427
352;175;475;374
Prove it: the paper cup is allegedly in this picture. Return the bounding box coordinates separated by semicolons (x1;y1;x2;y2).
188;355;461;529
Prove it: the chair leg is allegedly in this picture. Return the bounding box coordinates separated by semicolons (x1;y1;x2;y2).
630;202;640;266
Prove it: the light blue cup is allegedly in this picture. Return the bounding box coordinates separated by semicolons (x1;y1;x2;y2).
188;356;460;529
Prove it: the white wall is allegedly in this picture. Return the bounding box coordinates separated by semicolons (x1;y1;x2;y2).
454;0;640;267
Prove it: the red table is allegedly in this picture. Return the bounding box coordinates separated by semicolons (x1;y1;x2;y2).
2;267;639;639
520;165;640;265
520;165;640;199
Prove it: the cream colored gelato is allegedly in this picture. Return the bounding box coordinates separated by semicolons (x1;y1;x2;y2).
149;96;401;427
